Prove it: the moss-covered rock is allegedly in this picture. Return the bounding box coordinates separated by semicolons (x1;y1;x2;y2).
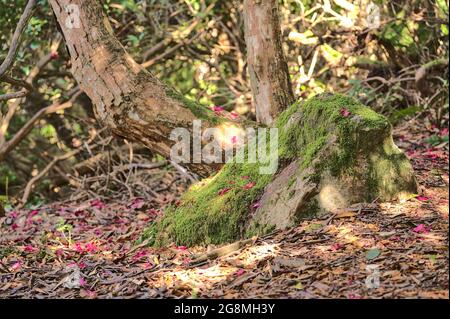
141;93;417;246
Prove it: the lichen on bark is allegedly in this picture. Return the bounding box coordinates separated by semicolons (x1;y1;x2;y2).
141;93;417;246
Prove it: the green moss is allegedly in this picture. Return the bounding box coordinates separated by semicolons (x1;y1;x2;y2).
369;149;416;200
164;85;221;125
245;222;276;238
147;157;273;246
287;175;297;188
277;93;388;179
421;58;448;70
297;197;320;220
142;93;398;246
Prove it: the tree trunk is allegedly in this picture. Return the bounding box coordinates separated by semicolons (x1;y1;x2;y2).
243;0;294;125
48;0;241;177
49;0;418;246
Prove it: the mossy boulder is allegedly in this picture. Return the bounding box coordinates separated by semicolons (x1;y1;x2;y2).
142;93;417;246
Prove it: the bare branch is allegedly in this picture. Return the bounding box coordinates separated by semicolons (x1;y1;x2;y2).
0;0;37;78
0;90;81;162
0;90;29;101
18;127;98;207
0;75;34;101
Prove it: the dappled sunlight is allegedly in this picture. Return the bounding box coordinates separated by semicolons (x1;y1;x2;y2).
318;184;347;212
226;243;279;267
155;264;236;291
213;122;246;149
92;46;110;72
153;243;280;292
188;175;217;192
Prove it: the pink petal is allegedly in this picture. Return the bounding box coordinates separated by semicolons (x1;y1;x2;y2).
413;224;430;234
130;198;145;209
79;277;87;287
83;289;97;298
236;269;245;276
230;111;239;119
28;210;39;218
213;106;224;113
78;261;87;269
340;107;352;117
75;243;84;253
218;188;231;196
85;242;97;253
132;249;148;261
252;202;261;209
243;181;256;190
24;245;36;253
11;261;22;271
9;211;18;218
90;199;106;209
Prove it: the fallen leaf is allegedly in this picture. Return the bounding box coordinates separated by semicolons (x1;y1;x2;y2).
366;248;381;260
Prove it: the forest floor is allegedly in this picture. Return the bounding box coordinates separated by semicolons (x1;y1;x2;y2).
0;118;448;299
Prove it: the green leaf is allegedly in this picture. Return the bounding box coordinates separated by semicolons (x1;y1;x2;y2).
294;282;304;290
305;223;323;233
428;254;437;264
366;248;381;260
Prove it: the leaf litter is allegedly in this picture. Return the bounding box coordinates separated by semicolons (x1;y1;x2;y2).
0;118;448;299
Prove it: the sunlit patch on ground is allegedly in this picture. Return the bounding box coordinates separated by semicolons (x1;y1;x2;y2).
0;120;448;298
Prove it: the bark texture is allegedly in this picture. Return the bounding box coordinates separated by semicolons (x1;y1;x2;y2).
243;0;294;125
49;0;236;177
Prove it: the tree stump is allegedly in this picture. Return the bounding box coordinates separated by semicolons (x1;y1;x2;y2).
143;93;418;246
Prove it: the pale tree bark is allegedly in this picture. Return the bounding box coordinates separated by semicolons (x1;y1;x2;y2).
48;0;240;177
243;0;294;125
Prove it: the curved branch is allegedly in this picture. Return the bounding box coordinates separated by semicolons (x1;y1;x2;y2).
0;90;29;101
0;0;37;78
0;75;34;101
0;90;80;162
48;0;252;177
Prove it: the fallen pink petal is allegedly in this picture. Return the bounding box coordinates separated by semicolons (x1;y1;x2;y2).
213;106;224;113
236;269;245;276
252;201;261;209
243;182;256;190
23;245;36;253
218;188;231;196
340;107;352;117
413;224;430;234
10;261;22;271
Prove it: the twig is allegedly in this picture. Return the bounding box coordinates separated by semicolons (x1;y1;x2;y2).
0;91;80;161
188;237;257;266
0;0;37;77
19;148;81;208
